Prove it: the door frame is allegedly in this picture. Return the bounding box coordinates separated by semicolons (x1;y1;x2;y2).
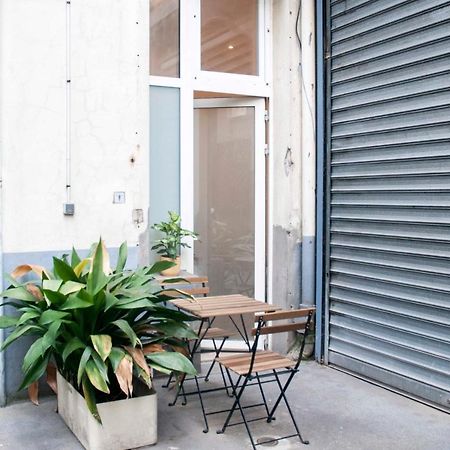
185;97;266;303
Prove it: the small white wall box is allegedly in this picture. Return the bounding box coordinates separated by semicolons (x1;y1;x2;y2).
113;192;126;204
63;203;75;215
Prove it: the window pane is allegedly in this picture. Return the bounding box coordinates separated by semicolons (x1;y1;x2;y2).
149;86;180;261
194;107;255;297
201;0;259;76
150;0;179;77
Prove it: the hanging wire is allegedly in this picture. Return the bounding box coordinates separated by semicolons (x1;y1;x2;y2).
296;1;316;138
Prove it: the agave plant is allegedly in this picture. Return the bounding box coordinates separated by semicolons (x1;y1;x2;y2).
0;239;197;422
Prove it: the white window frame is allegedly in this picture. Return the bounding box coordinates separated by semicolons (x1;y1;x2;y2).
193;97;266;302
149;1;273;308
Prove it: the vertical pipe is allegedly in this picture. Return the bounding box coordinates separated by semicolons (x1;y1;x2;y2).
65;0;72;203
300;0;316;306
314;0;325;361
0;0;5;407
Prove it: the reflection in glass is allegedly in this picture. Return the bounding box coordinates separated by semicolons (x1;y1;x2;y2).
194;107;255;297
150;0;179;77
201;0;259;75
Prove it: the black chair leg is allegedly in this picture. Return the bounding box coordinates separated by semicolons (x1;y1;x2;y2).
217;368;257;450
255;372;271;418
268;370;309;445
194;374;209;433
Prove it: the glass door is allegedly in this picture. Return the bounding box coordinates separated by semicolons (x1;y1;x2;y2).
193;98;266;301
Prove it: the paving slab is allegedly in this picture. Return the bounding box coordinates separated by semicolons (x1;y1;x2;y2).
0;362;449;450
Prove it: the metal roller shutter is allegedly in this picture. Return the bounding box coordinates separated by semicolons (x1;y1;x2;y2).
325;0;450;410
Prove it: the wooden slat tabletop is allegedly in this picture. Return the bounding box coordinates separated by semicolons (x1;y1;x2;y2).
170;295;280;318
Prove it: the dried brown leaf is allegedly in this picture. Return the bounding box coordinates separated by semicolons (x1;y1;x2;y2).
46;364;57;394
171;345;189;357
26;283;43;301
28;381;39;405
11;264;50;280
125;346;150;377
115;355;133;397
142;343;164;355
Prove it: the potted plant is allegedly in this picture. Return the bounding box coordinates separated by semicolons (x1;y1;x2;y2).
0;239;197;450
151;211;198;276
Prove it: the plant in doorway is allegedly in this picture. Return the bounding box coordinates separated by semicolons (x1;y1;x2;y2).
0;239;197;450
151;211;198;276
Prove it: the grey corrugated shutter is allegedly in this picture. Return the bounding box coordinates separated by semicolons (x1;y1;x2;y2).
326;0;450;410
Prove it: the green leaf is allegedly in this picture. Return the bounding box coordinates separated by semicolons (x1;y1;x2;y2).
87;240;109;296
115;299;154;310
147;361;172;375
18;352;51;391
108;347;126;372
42;280;63;292
63;337;85;362
85;360;110;394
0;316;18;328
39;310;69;326
148;260;176;275
112;319;139;347
91;335;112;361
104;292;119;311
115;242;128;273
17;310;41;326
22;321;62;372
147;352;197;375
71;247;81;267
1;287;37;303
3;274;20;288
59;281;86;296
1;324;42;350
53;257;78;282
77;347;92;386
59;293;93;310
82;375;101;423
22;332;55;373
43;290;66;306
152;322;198;340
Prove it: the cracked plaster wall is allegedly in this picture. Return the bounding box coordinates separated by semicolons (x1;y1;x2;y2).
0;0;149;257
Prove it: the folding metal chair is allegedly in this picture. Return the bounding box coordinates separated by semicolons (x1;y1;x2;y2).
159;277;234;395
214;307;315;449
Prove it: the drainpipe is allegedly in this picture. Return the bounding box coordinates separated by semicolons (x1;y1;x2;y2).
300;0;316;306
314;0;325;361
0;0;5;407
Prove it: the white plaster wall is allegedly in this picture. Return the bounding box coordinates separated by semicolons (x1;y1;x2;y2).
0;0;149;254
272;0;302;232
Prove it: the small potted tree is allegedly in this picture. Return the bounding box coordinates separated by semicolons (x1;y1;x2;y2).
151;211;198;276
0;239;197;450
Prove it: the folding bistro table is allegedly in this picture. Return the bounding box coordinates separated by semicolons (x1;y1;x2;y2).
169;294;281;432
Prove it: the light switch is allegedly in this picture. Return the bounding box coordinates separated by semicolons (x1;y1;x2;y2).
113;192;126;204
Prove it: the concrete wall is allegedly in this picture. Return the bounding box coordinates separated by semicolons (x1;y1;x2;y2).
271;0;303;351
0;0;149;402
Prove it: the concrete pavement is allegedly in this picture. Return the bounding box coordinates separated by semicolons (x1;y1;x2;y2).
0;362;449;450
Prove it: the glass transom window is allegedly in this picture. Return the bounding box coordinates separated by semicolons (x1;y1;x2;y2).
201;0;259;76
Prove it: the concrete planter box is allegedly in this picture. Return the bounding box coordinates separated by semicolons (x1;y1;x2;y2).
57;372;157;450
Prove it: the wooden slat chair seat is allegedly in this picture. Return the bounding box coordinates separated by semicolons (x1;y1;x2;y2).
203;327;236;340
217;350;295;376
212;306;315;449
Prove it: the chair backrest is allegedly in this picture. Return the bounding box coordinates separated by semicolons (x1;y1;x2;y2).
245;306;315;376
159;276;210;298
252;308;315;336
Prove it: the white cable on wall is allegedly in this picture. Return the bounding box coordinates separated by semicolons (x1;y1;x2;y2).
65;0;72;204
